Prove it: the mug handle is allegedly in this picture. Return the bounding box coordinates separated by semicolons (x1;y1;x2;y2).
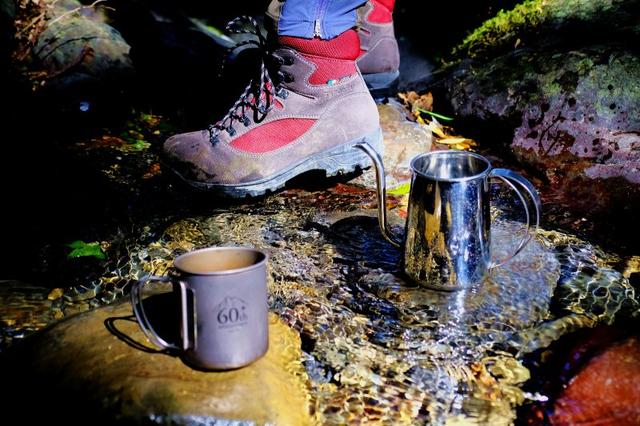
488;168;542;269
355;142;404;249
130;275;191;351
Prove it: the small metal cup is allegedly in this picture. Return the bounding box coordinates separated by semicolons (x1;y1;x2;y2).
357;144;542;290
131;246;269;370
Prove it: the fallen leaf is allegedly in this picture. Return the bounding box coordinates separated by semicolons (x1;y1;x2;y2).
142;163;162;179
436;137;477;150
427;120;447;138
126;139;151;151
47;288;64;300
140;113;162;127
387;182;411;196
402;92;477;151
437;137;473;145
66;241;106;260
93;135;127;147
399;91;433;114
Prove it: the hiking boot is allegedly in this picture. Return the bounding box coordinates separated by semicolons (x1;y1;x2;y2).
357;0;400;98
163;19;383;197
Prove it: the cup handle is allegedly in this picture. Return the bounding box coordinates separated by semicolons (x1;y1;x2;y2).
355;142;404;249
488;168;542;269
130;275;191;351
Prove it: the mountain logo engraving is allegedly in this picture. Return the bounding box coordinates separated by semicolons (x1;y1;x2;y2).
214;296;249;329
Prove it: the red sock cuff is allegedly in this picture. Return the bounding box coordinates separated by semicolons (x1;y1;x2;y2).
279;29;360;60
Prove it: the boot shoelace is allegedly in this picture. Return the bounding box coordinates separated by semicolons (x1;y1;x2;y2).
207;16;292;145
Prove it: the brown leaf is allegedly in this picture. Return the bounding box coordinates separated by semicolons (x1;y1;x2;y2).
142;163;162;179
398;91;433;115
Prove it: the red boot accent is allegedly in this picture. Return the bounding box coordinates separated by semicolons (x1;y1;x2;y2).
369;0;395;24
230;119;316;153
279;30;360;85
376;0;395;12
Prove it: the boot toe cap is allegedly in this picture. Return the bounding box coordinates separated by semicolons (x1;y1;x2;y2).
163;131;219;183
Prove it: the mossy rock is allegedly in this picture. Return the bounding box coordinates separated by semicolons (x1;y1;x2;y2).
33;15;133;89
444;43;640;221
453;0;640;60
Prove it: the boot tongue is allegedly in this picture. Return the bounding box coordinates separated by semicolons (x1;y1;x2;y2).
278;30;360;86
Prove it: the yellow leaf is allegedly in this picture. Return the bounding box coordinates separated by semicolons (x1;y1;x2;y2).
387;183;411;196
47;288;64;300
435;136;478;151
454;143;473;150
428;121;447;138
437;137;471;145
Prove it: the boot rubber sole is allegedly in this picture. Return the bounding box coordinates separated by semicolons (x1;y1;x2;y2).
172;127;384;198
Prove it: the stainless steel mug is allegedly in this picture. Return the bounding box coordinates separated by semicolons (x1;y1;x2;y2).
131;246;269;370
357;144;541;290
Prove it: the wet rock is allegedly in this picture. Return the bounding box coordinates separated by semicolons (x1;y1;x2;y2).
426;0;640;250
31;0;133;116
353;100;432;189
520;325;640;425
1;299;313;425
0;280;64;351
549;335;640;425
